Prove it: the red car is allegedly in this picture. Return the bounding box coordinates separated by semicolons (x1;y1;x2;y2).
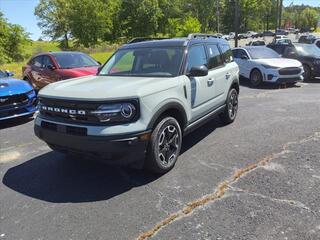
22;51;100;90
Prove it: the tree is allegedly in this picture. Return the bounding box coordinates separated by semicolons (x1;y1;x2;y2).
34;0;70;48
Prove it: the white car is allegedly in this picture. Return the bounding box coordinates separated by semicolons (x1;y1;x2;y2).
232;46;304;86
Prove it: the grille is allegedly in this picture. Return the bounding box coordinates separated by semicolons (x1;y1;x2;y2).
0;94;28;108
39;98;101;124
279;67;301;75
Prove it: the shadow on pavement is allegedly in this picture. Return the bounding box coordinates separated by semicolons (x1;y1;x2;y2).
0;115;34;130
239;77;302;90
2;117;222;203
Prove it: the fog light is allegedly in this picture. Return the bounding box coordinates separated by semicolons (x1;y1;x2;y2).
267;74;274;80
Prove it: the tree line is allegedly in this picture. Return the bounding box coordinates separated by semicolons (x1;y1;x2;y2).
34;0;319;48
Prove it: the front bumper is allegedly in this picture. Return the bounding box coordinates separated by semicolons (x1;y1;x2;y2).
262;67;304;84
0;94;37;121
34;120;150;166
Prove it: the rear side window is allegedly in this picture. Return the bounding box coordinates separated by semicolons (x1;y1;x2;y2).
220;44;233;63
207;44;223;69
186;45;207;72
42;55;54;68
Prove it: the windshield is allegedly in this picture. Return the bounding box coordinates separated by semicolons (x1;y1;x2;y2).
295;44;320;57
0;71;7;78
99;47;183;77
247;48;280;59
53;53;99;69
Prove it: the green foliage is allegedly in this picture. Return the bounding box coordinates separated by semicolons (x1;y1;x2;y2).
0;12;30;64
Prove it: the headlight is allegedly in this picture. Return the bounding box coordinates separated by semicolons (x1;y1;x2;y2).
261;64;278;69
91;102;138;123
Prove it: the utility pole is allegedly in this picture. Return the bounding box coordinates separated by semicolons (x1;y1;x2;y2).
216;0;220;33
234;0;240;47
278;0;283;29
276;0;279;31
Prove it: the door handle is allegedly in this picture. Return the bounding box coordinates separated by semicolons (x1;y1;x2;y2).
226;73;231;79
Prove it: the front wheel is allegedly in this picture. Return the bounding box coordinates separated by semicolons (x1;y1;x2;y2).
303;64;311;82
145;117;182;174
250;69;263;87
220;88;239;124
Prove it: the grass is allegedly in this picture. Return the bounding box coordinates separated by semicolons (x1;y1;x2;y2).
0;41;114;79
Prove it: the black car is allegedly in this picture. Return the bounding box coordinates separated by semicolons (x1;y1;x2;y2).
298;35;317;44
263;31;275;37
267;43;320;81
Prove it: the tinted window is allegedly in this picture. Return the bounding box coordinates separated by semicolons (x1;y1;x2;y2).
247;48;279;59
186;45;207;72
232;49;248;59
33;56;43;68
53;53;98;69
220;44;233;63
99;47;183;77
42;56;54;68
207;44;223;69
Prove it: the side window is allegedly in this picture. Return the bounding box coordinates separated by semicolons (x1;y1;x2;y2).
207;44;223;69
186;45;207;72
33;56;43;68
220;44;233;63
42;56;54;68
232;49;239;58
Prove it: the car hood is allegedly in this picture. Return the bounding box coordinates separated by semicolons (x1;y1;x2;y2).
59;66;99;77
0;78;33;97
39;75;180;100
253;58;302;68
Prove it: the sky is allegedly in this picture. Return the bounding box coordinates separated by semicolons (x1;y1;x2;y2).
0;0;319;40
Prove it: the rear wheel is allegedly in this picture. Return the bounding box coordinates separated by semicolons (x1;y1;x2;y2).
145;117;182;174
220;88;239;124
250;69;263;87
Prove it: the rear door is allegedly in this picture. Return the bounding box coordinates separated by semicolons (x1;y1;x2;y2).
30;55;44;89
206;44;226;106
232;49;250;78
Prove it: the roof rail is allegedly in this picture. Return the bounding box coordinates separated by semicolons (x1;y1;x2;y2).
128;37;169;44
187;33;220;40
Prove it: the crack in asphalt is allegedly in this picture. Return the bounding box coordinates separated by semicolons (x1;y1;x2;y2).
136;131;320;240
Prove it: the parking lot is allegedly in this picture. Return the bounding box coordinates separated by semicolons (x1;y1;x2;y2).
1;79;320;240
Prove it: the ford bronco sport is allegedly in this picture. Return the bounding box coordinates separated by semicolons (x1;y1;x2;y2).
34;34;240;173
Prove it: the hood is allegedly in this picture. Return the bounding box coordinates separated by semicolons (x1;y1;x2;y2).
0;78;33;97
60;66;99;77
39;75;180;100
253;58;302;68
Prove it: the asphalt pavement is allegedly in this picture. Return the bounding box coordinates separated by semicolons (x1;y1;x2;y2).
1;79;320;240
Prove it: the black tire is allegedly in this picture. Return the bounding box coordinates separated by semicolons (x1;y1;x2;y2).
250;69;263;87
220;88;239;124
303;64;311;82
145;117;182;174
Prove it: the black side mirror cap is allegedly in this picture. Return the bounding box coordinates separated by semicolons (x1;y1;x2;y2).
187;65;209;77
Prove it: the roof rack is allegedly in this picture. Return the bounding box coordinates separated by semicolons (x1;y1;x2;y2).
187;33;220;40
128;37;169;44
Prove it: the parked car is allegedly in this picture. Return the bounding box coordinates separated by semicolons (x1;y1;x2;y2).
270;38;292;45
0;70;37;121
232;46;304;86
246;31;259;38
34;34;240;174
263;30;275;37
22;51;100;90
246;40;266;46
267;43;320;81
229;32;235;39
298;34;317;44
275;29;289;36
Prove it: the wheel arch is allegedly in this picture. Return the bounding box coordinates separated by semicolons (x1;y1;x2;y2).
147;102;188;131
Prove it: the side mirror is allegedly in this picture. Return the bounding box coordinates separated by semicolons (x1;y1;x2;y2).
5;70;14;77
188;65;208;77
46;64;56;70
287;52;297;58
241;55;249;60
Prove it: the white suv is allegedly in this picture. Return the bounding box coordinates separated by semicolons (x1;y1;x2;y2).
35;34;240;173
